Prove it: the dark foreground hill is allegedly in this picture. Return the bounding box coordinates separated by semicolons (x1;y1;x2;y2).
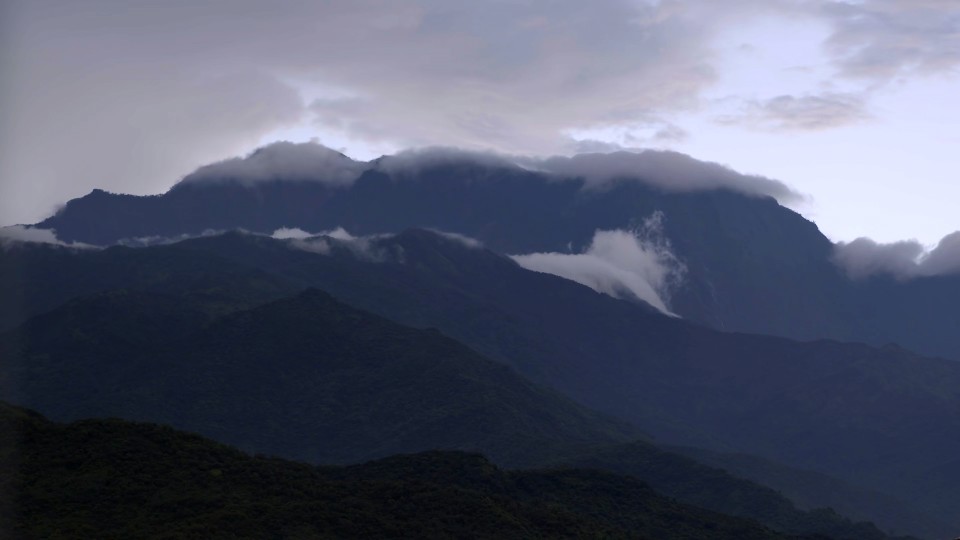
0;403;818;540
0;287;640;467
34;145;960;361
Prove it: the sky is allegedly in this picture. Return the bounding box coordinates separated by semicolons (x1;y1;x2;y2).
1;0;957;246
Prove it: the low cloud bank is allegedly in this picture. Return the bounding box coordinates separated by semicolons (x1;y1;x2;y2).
117;229;229;247
521;150;802;204
271;226;391;261
510;213;685;315
375;147;522;178
179;141;367;187
175;141;801;205
0;226;95;249
833;232;960;279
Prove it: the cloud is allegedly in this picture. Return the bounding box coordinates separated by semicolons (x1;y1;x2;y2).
520;150;803;203
270;227;315;240
0;225;94;249
718;92;871;131
510;213;685;315
179;141;366;187
426;229;484;249
178;141;804;204
272;226;393;261
1;0;734;224
832;231;960;279
819;0;960;82
375;147;522;178
116;229;234;247
5;0;956;228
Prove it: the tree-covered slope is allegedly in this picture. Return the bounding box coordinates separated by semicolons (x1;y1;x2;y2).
1;403;815;540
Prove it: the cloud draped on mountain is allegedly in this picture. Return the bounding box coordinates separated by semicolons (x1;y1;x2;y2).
173;141;802;203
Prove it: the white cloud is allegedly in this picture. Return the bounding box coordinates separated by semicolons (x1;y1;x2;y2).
0;225;95;249
271;227;316;240
426;229;484;249
511;213;685;315
274;226;392;261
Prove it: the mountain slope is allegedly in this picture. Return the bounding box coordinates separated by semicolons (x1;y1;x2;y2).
2;231;957;536
0;287;641;467
1;279;914;539
165;230;960;529
0;240;299;331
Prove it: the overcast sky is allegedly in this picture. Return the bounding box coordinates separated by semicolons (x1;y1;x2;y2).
2;0;957;245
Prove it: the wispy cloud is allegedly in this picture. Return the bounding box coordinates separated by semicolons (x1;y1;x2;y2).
820;0;960;83
511;212;685;315
717;91;871;131
0;225;95;249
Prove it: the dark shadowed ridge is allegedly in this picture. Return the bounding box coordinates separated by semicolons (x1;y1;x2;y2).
159;230;960;533
1;286;643;467
33;147;960;361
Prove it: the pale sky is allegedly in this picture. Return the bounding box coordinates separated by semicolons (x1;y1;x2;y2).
2;0;958;246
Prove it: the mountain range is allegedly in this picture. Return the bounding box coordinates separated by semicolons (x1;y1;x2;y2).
2;143;958;539
34;143;960;362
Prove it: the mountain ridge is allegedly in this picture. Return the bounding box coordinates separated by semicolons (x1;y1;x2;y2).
31;150;960;361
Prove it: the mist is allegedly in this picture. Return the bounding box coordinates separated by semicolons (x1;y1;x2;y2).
178;142;367;187
0;226;94;249
510;213;684;316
